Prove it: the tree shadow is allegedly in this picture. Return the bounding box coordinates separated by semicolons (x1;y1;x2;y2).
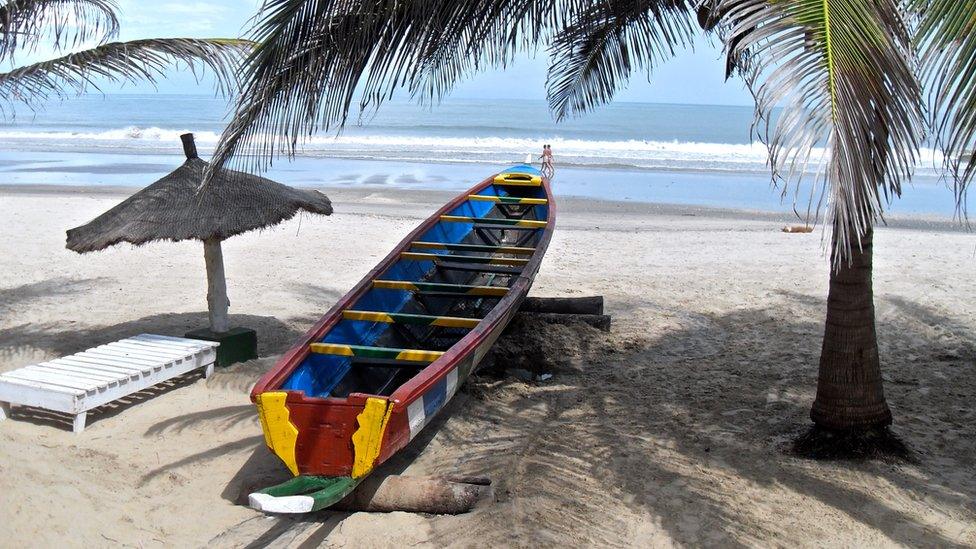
0;311;304;368
0;277;109;314
411;296;975;547
29;289;967;546
182;295;974;546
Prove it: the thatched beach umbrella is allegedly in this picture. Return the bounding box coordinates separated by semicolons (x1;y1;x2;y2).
67;133;332;337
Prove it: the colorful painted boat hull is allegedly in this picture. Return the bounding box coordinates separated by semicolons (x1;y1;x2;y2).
251;165;554;485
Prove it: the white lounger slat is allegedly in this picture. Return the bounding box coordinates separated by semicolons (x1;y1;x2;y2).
0;334;219;433
108;341;196;359
78;349;162;367
119;339;205;355
20;370;117;392
135;333;218;347
57;355;153;375
90;345;178;363
127;337;213;352
51;357;144;377
32;363;124;382
30;364;120;382
3;369;102;391
14;367;110;389
2;372;88;395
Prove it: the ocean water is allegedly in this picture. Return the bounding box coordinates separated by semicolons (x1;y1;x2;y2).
0;94;959;217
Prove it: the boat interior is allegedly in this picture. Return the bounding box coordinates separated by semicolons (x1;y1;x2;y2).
281;167;551;399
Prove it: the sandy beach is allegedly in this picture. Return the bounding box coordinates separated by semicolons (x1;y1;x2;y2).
0;184;974;547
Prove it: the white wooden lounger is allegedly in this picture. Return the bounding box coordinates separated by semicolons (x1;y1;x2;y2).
0;334;219;433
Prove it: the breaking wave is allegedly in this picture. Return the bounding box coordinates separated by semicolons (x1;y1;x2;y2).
0;126;945;176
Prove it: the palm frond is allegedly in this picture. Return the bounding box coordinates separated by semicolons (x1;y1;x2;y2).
914;0;976;216
717;0;924;263
546;0;697;120
0;38;251;111
0;0;119;60
206;0;598;183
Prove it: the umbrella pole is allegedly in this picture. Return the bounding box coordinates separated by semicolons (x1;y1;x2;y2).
204;237;230;333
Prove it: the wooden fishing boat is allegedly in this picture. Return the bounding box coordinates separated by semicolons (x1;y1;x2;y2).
249;164;554;513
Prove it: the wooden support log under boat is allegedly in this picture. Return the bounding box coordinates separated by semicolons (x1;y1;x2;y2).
517;312;611;331
520;296;604;315
333;475;492;514
248;474;492;515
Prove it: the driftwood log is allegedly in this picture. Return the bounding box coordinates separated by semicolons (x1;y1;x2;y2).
333;475;492;514
517;312;610;331
517;296;610;331
520;295;604;315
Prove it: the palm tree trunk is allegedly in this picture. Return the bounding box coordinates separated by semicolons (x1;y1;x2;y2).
810;224;892;430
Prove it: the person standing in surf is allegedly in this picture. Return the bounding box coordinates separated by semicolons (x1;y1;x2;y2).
540;144;555;179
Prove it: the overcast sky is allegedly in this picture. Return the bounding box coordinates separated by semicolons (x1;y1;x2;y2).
96;1;753;106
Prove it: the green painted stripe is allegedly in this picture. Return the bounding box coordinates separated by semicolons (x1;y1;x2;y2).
373;279;509;296
411;281;508;296
344;310;479;329
400;252;529;266
310;343;443;362
440;215;547;228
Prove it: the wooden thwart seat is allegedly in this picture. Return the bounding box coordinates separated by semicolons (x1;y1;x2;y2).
493;173;542;186
309;343;444;363
400;251;529;267
343;310;480;329
468;194;547;205
410;241;535;255
435;260;522;275
373;279;509;297
439;215;547;228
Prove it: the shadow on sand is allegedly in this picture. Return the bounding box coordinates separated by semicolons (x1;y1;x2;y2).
4;276;971;545
200;294;974;547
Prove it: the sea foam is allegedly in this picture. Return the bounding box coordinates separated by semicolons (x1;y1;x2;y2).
0;126;946;177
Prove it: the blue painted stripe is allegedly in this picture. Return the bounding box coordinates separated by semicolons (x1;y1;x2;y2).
422;377;448;419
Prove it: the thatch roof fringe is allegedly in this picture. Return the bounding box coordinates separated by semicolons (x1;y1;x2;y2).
66;135;332;253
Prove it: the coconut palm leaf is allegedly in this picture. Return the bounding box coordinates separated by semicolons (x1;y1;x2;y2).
914;0;976;216
211;0;535;173
0;37;250;110
207;0;705;181
717;0;924;262
0;0;119;60
208;0;602;181
546;0;697;121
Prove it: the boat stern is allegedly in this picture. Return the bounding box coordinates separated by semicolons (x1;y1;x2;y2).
253;390;398;479
254;391;301;475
